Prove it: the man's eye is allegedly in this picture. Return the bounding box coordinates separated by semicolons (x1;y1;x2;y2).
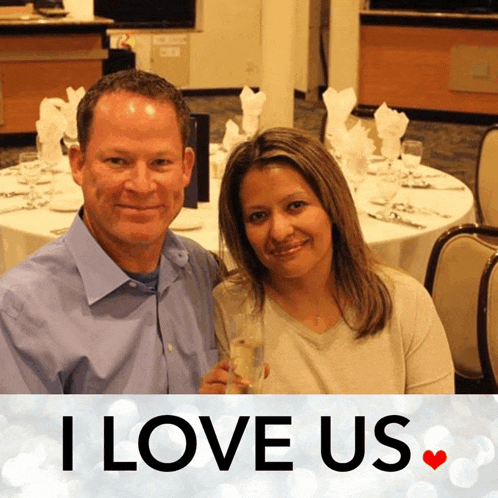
248;211;267;223
106;157;126;166
152;158;172;167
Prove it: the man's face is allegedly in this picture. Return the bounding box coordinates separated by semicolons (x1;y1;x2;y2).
70;91;194;263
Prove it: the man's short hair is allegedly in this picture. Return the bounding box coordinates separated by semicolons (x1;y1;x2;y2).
76;69;191;154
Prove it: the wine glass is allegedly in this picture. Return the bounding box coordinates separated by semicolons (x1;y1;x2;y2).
401;139;423;182
225;316;265;394
381;137;400;166
37;136;63;200
376;162;400;218
344;153;368;210
19;152;42;208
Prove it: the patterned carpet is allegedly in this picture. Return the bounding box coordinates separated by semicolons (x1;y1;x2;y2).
0;94;490;192
184;94;489;193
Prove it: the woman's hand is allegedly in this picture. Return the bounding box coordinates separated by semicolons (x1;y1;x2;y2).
199;360;270;394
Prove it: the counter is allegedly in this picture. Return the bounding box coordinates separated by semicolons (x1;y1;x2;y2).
359;9;498;115
0;16;113;135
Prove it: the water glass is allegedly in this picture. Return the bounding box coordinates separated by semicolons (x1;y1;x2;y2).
381;137;401;165
376;163;400;216
226;316;265;394
19;152;42;207
401;140;423;179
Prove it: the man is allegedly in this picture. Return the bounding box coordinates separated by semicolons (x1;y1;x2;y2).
0;70;220;393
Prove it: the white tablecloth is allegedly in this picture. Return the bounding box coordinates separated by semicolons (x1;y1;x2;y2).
0;160;474;283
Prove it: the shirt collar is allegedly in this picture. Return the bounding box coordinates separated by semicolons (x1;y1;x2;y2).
65;209;190;305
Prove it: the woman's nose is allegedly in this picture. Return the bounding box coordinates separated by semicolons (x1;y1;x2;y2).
269;213;294;241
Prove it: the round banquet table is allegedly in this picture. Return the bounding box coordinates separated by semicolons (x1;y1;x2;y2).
0;160;475;283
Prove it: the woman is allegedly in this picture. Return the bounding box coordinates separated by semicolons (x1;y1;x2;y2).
201;127;454;394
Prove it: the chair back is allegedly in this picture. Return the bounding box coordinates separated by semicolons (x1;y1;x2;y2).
475;124;498;225
425;224;498;381
478;252;498;392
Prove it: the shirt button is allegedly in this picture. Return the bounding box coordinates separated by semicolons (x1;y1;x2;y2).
167;343;174;352
129;282;137;288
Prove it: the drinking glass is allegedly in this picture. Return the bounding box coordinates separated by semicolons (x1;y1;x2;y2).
381;137;400;166
343;153;368;211
401;140;423;184
376;162;400;217
19;152;42;208
226;316;265;394
37;136;62;199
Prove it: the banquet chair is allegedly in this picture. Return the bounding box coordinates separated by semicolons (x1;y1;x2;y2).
425;224;498;393
477;251;498;393
475;124;498;225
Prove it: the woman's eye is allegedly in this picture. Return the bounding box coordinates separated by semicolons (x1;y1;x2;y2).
288;200;306;211
248;211;267;223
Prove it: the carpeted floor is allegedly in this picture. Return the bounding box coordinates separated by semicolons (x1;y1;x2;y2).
0;94;490;193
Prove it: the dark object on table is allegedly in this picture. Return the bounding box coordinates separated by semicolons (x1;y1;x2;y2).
33;0;68;17
368;0;497;13
94;0;195;28
183;113;210;208
103;49;136;76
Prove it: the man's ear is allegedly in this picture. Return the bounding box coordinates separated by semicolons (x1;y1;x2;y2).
182;147;195;187
68;145;85;186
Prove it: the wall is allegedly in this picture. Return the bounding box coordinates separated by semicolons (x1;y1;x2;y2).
107;0;359;93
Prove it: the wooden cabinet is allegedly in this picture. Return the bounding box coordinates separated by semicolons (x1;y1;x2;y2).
359;12;498;115
0;19;111;134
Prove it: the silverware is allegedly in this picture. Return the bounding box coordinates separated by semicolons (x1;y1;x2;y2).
370;200;451;218
50;227;70;236
0;192;27;198
368;211;427;229
0;199;49;215
401;181;464;190
0;205;31;214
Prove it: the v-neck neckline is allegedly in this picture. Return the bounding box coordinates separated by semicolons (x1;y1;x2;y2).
265;294;348;347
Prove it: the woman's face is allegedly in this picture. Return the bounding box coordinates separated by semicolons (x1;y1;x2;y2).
239;163;333;284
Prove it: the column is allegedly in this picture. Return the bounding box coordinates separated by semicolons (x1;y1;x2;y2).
328;0;360;93
259;0;298;130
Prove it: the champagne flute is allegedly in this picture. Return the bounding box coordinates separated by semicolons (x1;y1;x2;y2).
226;316;265;394
19;152;42;208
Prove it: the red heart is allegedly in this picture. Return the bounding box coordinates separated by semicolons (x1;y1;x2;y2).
423;450;447;470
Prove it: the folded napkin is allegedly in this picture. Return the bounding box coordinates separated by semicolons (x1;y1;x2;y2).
322;87;357;155
240;86;266;137
342;121;376;164
37;99;67;167
40;87;85;146
374;102;409;161
60;87;85;142
222;119;245;153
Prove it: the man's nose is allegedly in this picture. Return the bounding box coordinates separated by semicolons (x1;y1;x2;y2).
269;212;294;241
125;163;157;193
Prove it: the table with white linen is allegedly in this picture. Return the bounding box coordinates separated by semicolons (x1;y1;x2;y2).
0;159;474;283
356;163;475;282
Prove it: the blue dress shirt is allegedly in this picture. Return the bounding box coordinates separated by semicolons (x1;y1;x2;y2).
0;211;219;393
